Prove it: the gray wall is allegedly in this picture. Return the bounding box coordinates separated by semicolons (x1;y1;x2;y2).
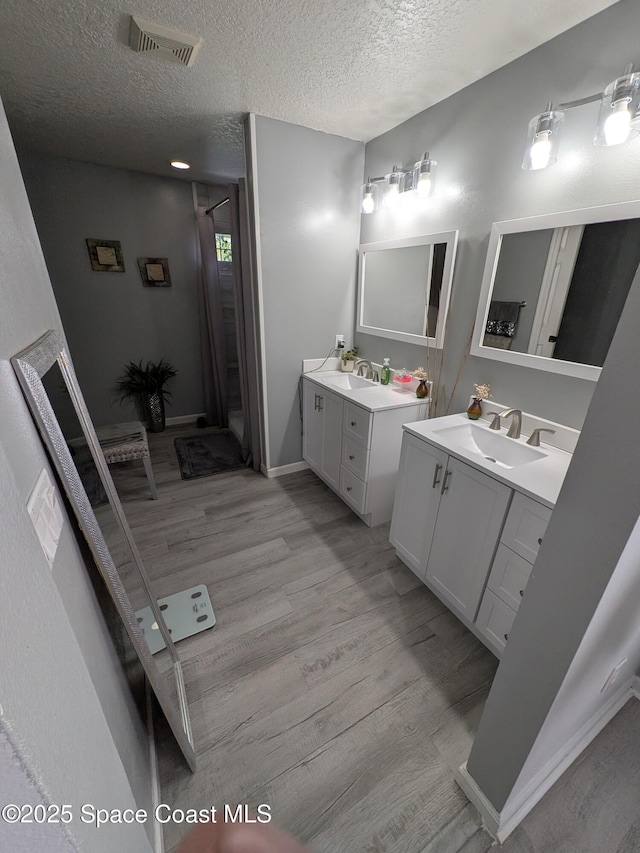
0;100;152;852
248;115;364;469
19;152;205;425
358;0;640;428
467;259;640;813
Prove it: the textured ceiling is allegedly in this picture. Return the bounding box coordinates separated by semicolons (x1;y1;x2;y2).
0;0;620;183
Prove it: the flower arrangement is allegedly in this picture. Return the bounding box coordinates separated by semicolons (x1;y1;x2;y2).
412;367;428;380
467;383;490;420
473;383;491;401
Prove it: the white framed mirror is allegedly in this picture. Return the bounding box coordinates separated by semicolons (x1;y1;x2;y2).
470;200;640;381
356;231;459;348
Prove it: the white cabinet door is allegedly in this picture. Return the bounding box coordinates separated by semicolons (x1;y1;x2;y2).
501;492;551;563
475;590;517;658
390;433;447;578
302;379;323;471
320;388;343;490
426;457;511;621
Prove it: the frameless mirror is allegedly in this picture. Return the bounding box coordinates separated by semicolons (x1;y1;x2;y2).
471;200;640;380
12;330;196;770
357;231;459;348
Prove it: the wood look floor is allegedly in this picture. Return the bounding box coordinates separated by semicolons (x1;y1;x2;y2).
112;425;640;853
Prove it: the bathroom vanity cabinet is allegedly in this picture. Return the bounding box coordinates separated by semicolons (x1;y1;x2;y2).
390;425;554;657
302;374;427;527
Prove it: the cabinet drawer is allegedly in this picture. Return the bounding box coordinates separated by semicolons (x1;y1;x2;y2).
343;403;372;448
341;435;369;481
487;544;533;611
339;466;367;513
475;590;517;658
501;492;551;563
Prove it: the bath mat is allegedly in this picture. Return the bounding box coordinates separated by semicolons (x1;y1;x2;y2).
174;430;246;480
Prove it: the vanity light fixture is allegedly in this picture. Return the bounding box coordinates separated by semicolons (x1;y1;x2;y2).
523;64;640;170
360;154;437;214
170;159;192;170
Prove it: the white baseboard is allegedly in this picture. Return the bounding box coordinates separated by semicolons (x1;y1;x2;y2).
457;679;636;843
455;762;500;838
165;413;207;426
261;460;309;478
146;682;164;853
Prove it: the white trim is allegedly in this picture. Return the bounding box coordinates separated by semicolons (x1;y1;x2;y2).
247;113;271;472
146;681;165;853
165;413;207;426
263;460;309;478
458;679;635;843
455;762;500;838
470;198;640;381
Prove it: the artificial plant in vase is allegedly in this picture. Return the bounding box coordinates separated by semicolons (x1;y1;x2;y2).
340;347;358;372
467;383;491;420
116;359;177;433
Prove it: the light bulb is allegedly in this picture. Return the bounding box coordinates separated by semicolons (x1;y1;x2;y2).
604;100;632;146
416;173;432;198
362;192;375;214
170;159;191;170
385;183;400;209
530;132;552;170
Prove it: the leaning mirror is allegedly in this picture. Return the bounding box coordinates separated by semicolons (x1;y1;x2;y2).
357;231;459;348
12;330;196;770
470;200;640;380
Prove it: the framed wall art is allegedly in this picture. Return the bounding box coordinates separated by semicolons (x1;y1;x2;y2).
86;239;125;272
137;257;171;288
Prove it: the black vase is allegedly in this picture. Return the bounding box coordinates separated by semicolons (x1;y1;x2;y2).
142;392;166;433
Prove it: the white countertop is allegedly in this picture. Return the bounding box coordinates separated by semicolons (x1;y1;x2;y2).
303;370;428;413
402;413;574;508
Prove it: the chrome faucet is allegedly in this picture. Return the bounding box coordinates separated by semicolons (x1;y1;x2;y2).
498;408;522;439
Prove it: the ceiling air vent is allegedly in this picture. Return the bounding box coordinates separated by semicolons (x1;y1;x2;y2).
129;16;203;67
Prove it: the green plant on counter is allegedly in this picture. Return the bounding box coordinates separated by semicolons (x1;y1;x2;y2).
340;347;359;363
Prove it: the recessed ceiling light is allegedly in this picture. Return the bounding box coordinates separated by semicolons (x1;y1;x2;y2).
170;160;191;170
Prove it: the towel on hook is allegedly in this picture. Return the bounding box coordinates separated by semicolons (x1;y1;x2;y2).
485;300;522;338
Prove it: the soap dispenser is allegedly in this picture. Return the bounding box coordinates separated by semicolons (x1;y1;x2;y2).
381;358;391;385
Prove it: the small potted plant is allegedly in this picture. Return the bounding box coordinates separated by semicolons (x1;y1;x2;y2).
467;383;491;420
340;347;359;372
116;359;177;432
412;367;430;398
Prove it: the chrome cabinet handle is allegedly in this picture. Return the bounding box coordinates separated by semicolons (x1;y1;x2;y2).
349;454;355;460
317;396;324;411
440;469;452;495
537;537;543;545
519;589;525;598
432;463;442;489
504;633;510;642
346;486;352;492
314;394;319;411
350;421;357;427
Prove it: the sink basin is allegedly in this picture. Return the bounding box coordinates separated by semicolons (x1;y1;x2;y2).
431;423;546;469
324;373;377;390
